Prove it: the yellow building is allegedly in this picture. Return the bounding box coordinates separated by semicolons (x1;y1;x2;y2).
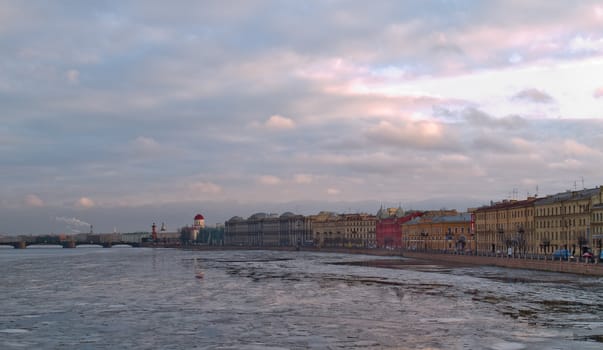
473;198;537;255
474;186;603;256
403;211;472;252
534;187;603;255
311;212;376;248
591;203;603;259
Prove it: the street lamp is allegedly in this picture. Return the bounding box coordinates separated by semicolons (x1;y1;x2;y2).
421;230;428;251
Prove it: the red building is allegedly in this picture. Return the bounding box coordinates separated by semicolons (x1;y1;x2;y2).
375;206;423;248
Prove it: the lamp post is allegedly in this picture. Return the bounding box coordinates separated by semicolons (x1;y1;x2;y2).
421;230;428;252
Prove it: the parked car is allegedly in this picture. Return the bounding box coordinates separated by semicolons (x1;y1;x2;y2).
552;249;572;260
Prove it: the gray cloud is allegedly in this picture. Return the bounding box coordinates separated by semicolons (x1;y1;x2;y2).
364;119;461;151
472;136;516;153
511;89;555;104
462;108;529;130
2;1;603;234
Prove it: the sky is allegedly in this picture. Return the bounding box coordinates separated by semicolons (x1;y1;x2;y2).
2;0;603;235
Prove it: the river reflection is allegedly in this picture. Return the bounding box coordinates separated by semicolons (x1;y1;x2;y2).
1;248;602;349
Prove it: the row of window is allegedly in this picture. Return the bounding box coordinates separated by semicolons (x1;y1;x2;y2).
478;223;533;231
405;227;470;234
593;212;603;222
536;218;588;228
536;204;588;216
484;210;535;220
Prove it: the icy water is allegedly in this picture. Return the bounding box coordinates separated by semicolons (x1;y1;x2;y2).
1;248;602;349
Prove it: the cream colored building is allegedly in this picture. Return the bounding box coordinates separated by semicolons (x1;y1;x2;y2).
591;203;603;258
311;212;376;248
474;186;603;256
534;187;603;255
473;198;537;255
403;211;472;252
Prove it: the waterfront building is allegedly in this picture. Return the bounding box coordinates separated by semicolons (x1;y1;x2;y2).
591;203;603;259
403;210;472;252
246;213;280;246
534;187;603;256
310;211;340;247
473;186;603;256
223;212;312;247
473;198;537;255
375;206;423;249
310;212;376;248
279;212;313;246
341;213;377;248
121;232;151;244
224;216;247;245
156;231;180;243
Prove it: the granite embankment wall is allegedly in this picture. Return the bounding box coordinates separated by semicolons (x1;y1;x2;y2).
400;251;603;276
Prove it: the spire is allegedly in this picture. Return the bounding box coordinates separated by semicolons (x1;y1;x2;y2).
396;203;404;217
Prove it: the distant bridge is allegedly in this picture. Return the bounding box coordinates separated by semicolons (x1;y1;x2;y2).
0;241;141;249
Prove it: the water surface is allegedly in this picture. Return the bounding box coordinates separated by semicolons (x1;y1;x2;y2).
1;248;602;349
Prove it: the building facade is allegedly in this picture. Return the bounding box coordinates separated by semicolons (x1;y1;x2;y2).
473;186;603;256
311;212;376;248
375;206;423;249
224;216;248;245
403;211;472;252
591;203;603;258
534;187;602;256
473;198;537;255
224;212;312;247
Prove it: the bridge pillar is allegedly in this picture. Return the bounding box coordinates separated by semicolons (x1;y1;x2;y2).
16;241;27;249
103;242;112;248
64;241;76;248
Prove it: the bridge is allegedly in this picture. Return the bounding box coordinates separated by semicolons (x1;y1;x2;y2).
0;241;141;249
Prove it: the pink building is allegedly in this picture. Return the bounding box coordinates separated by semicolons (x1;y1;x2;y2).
375;206;423;248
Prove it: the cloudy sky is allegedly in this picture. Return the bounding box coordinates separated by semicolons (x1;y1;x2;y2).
2;1;603;234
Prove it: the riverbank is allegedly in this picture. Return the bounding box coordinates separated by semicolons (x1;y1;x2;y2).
182;245;603;276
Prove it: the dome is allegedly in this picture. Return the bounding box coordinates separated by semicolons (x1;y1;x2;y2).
249;212;267;220
194;214;205;220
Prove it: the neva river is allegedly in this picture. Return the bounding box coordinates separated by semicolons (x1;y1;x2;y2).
1;248;602;349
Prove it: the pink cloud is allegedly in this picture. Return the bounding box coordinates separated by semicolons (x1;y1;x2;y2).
25;194;44;207
190;181;222;194
258;175;281;185
594;87;603;98
265;115;295;129
365;119;457;150
76;197;95;208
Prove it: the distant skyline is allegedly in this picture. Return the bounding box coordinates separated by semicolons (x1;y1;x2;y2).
2;1;603;234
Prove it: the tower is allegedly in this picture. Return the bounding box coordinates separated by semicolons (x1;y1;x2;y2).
192;214;205;242
152;222;157;241
193;214;205;229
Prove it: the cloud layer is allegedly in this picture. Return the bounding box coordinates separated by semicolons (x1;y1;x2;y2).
2;1;603;234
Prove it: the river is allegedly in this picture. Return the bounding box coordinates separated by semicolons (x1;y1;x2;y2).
0;247;602;349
